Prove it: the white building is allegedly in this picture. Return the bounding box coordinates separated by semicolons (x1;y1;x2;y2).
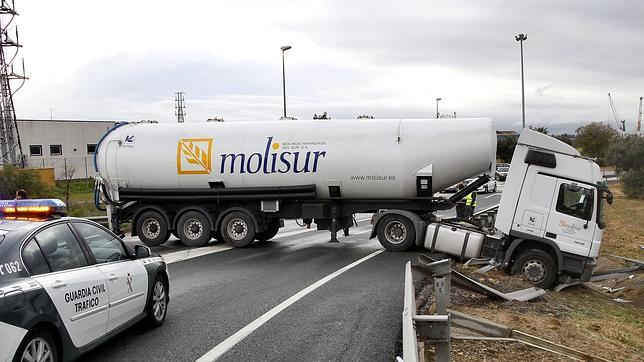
17;119;117;179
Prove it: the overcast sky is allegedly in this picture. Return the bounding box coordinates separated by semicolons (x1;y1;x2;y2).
9;0;644;132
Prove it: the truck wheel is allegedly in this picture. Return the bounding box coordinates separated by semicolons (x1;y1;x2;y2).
177;211;212;247
376;215;415;251
512;249;557;289
137;211;170;246
256;224;280;242
221;211;256;247
15;328;58;362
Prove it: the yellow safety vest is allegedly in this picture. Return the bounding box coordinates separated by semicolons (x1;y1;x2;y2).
465;193;477;207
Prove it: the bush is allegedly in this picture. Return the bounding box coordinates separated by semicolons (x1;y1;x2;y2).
0;166;48;200
620;169;644;199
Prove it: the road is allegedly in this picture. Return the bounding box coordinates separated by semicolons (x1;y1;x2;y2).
83;189;502;361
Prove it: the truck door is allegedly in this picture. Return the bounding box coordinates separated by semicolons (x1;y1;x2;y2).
544;180;596;258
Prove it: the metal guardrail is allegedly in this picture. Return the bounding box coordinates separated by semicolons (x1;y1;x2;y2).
402;260;451;361
403;256;607;361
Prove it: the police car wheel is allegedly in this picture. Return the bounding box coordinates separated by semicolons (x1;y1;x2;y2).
512;249;557;289
256;224;280;242
15;329;58;362
137;211;170;246
146;276;169;327
376;215;415;251
177;211;212;247
221;211;256;248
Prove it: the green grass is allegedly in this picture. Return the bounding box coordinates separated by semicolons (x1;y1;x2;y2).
47;178;105;217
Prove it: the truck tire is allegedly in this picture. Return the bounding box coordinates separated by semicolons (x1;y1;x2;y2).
376;214;415;251
137;211;170;246
221;211;256;248
256;224;280;242
177;211;212;247
512;249;557;289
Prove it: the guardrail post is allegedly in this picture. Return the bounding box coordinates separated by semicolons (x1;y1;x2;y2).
424;259;451;361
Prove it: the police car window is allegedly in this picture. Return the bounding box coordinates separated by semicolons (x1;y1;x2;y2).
22;238;51;276
34;224;88;272
72;222;128;263
556;184;594;220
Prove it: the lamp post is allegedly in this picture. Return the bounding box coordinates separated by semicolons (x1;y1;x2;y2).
435;97;442;118
280;45;292;119
515;33;527;129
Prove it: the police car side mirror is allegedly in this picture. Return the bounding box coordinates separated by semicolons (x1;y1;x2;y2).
135;245;151;259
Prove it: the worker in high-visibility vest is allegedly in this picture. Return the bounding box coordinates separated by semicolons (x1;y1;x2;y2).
464;191;477;219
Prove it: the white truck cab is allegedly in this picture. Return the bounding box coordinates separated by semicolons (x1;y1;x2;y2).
372;129;612;288
493;129;611;286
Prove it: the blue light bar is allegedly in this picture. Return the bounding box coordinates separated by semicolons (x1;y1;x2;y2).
0;199;68;216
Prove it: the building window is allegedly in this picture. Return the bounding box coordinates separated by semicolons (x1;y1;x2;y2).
29;145;42;156
87;144;97;154
50;144;63;156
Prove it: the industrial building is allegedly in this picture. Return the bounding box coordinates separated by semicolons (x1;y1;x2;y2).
17;119;117;179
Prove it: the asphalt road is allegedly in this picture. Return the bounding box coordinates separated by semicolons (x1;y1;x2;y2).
83;188;503;361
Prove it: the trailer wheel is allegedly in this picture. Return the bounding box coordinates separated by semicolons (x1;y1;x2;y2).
376;215;415;251
512;249;557;289
137;211;170;246
177;211;212;247
256;224;280;242
221;211;256;247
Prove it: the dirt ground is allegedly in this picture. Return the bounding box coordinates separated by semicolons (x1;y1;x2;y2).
416;264;643;361
414;182;643;361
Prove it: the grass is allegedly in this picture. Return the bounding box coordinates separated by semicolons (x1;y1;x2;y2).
601;182;644;259
47;178;105;217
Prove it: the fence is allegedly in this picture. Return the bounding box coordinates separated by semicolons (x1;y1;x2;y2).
26;156;96;180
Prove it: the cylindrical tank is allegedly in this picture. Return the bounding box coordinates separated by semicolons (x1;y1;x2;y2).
95;118;496;199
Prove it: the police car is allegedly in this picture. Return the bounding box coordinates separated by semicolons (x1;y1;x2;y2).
0;199;169;362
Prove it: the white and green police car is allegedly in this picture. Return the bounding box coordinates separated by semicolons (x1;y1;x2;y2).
0;199;169;362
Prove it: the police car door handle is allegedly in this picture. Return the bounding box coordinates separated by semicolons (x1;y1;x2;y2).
51;281;67;289
108;274;118;281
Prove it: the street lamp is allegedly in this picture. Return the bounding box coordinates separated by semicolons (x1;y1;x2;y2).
515;33;527;129
280;45;292;119
435;98;442;118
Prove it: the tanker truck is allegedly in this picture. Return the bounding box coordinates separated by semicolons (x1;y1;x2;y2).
94;118;611;288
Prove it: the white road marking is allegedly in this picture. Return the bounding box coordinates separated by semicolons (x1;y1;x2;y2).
158;217;373;264
484;194;501;199
196;249;385;362
163;245;234;264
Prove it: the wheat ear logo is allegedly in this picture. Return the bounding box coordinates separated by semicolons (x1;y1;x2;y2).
177;138;213;174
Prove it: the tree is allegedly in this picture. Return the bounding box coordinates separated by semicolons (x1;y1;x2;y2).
63;161;77;208
553;133;574;146
606;135;644;199
529;126;549;135
574;122;619;165
496;136;518;163
313;111;330;120
0;166;47;199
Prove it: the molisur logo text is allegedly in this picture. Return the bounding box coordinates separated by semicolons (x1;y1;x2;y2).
220;137;326;174
177;137;327;175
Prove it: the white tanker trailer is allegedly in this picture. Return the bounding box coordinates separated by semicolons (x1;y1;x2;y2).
94;118;612;288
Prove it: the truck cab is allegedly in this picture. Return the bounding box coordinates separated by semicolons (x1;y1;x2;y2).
495;129;612;286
